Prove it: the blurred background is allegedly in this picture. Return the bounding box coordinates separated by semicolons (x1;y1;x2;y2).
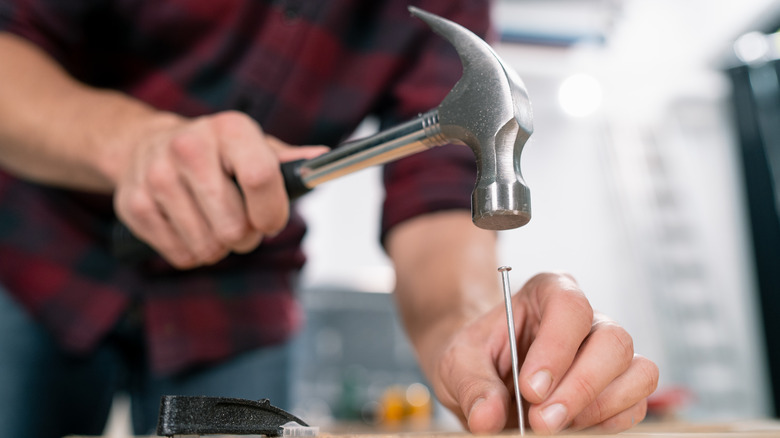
273;0;780;431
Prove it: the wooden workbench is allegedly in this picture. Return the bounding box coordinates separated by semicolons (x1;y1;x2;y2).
65;419;780;437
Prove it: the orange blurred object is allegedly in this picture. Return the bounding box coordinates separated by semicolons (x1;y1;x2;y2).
377;383;432;430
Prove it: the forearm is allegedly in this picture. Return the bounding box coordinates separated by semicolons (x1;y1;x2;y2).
0;32;180;191
386;210;502;379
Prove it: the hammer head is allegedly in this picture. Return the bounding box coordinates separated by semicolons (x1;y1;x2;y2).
411;7;533;230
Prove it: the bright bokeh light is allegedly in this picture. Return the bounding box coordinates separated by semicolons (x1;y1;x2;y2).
734;31;769;64
405;382;431;407
558;73;603;118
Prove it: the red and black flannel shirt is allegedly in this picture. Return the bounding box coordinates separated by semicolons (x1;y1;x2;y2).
0;0;490;375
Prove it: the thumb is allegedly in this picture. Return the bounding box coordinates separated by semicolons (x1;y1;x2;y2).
467;386;511;434
264;135;329;162
438;345;511;433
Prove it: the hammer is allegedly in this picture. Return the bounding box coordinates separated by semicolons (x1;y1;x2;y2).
112;6;533;261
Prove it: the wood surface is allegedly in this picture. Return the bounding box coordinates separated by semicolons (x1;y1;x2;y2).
65;419;780;437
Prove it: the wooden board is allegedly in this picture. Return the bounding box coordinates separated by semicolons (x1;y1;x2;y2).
320;420;780;437
65;419;780;437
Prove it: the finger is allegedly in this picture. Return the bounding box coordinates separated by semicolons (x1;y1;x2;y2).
569;354;659;431
231;230;263;253
583;400;648;434
139;211;202;269
212;112;290;236
467;390;510;434
443;356;510;433
145;154;227;265
264;135;330;162
434;326;511;434
114;189;198;269
527;317;636;434
518;273;593;403
169;124;258;253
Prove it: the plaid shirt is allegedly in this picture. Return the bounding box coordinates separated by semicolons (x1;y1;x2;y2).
0;0;489;375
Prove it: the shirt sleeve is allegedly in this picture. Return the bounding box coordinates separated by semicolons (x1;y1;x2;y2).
380;0;494;244
0;0;99;71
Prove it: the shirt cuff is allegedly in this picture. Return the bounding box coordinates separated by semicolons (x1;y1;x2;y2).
381;143;476;246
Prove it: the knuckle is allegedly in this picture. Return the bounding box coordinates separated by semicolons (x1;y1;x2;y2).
454;378;479;399
614;328;635;360
590;397;609;424
595;322;635;363
571;397;607;430
635;356;660;395
572;373;600;404
601;402;646;433
530;271;579;287
238;162;280;191
533;272;592;315
635;399;648;424
453;379;490;416
123;191;156;219
199;244;229;265
232;231;263;254
527;271;556;286
212;110;257;133
569;295;594;323
185;232;229;265
268;208;290;232
556;293;595;335
248;201;289;234
145;161;177;191
169;133;206;165
215;221;249;245
167;251;199;270
173;241;226;269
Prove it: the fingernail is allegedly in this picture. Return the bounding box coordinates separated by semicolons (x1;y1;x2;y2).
467;397;485;429
540;403;568;433
529;370;553;399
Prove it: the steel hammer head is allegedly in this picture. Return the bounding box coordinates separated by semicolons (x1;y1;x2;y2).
411;7;533;230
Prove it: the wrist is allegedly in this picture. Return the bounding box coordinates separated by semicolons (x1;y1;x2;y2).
97;100;185;188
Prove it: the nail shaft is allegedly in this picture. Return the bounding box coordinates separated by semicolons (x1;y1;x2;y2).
498;266;524;436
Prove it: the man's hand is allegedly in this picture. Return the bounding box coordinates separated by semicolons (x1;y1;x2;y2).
387;211;658;435
114;111;327;268
433;272;659;434
0;34;328;269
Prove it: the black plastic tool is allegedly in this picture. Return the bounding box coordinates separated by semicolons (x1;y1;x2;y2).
156;395;317;437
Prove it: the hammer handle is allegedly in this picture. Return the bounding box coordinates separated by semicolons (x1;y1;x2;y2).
111;110;446;262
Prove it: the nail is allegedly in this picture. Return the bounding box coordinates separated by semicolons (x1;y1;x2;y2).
467;397;486;429
529;370;553;399
540;403;568;433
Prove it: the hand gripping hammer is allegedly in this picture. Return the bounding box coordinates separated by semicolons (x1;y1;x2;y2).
112;6;534;260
